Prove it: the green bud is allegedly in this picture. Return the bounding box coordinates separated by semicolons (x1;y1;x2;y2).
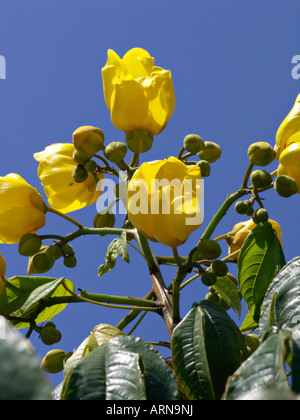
44;322;56;329
274;175;298;198
201;272;217;287
40;349;67;374
62;244;75;256
251;170;273;189
226;273;238;288
126;129;154;154
63;255;77;268
253;208;269;224
211;260;229;277
235;201;250;215
72;165;89;183
183;134;204;154
248;142;276;167
84;160;97;174
28;249;55;275
197;141;222;163
72;150;92;165
104;142;127;164
46;245;62;261
93;212;115;229
40;326;62;346
197;160;211;178
197;239;222;260
205;292;220;303
18;234;42;257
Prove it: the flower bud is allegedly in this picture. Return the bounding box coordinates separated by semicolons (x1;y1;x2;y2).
18;234;42;257
197;239;222;260
197;160;211;178
62;244;75;256
201;272;217;287
40;349;67;374
235;201;250;215
183;134;204;154
72;149;92;165
197;141;222;163
205;292;219;303
104;142;127;164
72;165;89;183
211;260;228;277
73;126;105;155
251;170;273;189
40;326;62;346
274;175;298;198
248;142;276;167
226;273;238;287
84;160;97;174
253;208;269;224
93;212;115;229
126;129;153;154
63;255;77;268
27;248;55;275
46;245;62;261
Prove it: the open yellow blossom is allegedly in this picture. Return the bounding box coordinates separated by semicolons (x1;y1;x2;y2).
102;48;175;136
276;94;300;158
0;174;46;244
127;157;203;248
227;219;283;260
34;143;104;214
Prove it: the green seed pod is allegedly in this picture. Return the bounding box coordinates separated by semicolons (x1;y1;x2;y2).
72;165;89;183
93;212;115;229
44;322;56;329
63;255;77;268
183;134;204;154
205;292;220;303
73;126;105;155
197;160;211;178
104;142;127;164
40;326;62;346
235;201;250;215
84;160;97;174
211;260;229;277
253;208;269;224
274;175;298;198
18;234;42;257
72;150;92;165
28;248;55;275
197;239;222;260
201;272;217;287
46;245;62;261
250;170;273;189
126;129;154;154
61;244;75;256
248;142;276;167
197;141;222;163
40;349;67;374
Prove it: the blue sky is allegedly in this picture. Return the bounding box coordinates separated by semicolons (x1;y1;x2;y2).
0;0;299;388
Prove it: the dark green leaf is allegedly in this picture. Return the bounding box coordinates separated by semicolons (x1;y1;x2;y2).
224;331;291;400
199;300;242;399
213;276;241;318
172;306;215;400
0;317;52;400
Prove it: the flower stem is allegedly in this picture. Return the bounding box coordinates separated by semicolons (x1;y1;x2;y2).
46;206;84;229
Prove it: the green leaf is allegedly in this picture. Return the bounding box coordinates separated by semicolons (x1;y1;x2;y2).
172;306;215;400
259;257;300;341
105;347;147;400
0;276;74;328
213;276;242;318
240;306;259;333
224;331;291;400
199;300;242;399
0;317;53;400
238;222;285;321
98;231;130;277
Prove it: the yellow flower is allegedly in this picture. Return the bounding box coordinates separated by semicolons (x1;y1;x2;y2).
102;48;175;136
0;174;46;244
127;157;203;248
34;143;104;214
0;252;6;279
226;219;283;260
277;142;300;193
276;94;300;158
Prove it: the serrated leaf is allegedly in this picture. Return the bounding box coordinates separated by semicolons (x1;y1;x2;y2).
224;331;291;400
199;300;242;399
238;222;285;321
98;232;129;277
213;276;242;318
0;317;52;400
172;306;215;400
259;257;300;341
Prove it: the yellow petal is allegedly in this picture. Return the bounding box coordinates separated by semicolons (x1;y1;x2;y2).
122;48;154;78
276;94;300;157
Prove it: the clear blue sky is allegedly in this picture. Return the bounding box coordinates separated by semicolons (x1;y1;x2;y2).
0;0;299;389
